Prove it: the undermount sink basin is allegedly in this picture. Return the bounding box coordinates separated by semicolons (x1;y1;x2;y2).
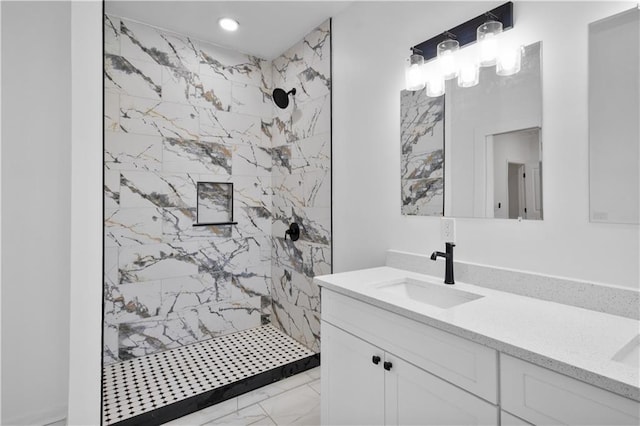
612;335;640;368
374;277;484;309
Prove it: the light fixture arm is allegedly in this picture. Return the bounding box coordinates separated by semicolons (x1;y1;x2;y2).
442;31;458;40
484;11;499;21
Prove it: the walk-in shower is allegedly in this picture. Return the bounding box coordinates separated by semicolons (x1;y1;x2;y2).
102;10;331;424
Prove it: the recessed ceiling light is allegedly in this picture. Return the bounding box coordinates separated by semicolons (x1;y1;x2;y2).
219;17;239;32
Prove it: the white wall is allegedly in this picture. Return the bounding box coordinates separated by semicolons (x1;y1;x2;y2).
332;1;639;289
1;1;71;424
67;2;102;424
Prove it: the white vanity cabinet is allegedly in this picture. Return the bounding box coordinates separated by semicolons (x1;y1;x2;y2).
501;355;640;425
321;289;499;425
320;285;640;426
322;323;498;425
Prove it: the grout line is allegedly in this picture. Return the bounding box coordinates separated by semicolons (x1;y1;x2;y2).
264;414;278;426
202;398;239;425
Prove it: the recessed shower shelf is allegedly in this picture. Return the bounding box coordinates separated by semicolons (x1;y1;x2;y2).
195;181;236;227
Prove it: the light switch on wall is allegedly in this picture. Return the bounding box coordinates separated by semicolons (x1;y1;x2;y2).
441;218;456;242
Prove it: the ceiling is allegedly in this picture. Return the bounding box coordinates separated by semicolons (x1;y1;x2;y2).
105;1;353;60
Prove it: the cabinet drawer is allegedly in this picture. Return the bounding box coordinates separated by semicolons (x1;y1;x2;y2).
501;354;640;425
322;288;498;403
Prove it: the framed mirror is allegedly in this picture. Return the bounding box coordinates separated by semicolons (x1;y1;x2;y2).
400;41;543;220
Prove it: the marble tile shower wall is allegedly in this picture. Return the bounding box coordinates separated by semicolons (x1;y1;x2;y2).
103;15;276;364
270;21;331;353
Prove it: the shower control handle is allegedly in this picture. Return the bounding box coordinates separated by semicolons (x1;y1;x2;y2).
284;223;300;242
372;355;381;365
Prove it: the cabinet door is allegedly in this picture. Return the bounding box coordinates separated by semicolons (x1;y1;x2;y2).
385;355;498;426
321;322;385;425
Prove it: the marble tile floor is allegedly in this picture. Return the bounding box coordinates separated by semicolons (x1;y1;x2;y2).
162;367;321;426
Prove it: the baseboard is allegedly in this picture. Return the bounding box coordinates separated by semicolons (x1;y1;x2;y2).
3;405;66;426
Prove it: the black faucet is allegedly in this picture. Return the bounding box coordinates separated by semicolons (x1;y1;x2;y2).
430;242;455;285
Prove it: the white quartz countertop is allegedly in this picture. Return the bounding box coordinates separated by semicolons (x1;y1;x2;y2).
315;266;640;402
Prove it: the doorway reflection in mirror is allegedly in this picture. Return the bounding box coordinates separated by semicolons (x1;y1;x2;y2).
489;128;542;220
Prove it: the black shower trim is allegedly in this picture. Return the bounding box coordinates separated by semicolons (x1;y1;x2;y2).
100;2;107;423
193;222;238;227
110;353;321;426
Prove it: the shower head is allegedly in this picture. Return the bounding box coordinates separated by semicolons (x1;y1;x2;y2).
272;87;296;109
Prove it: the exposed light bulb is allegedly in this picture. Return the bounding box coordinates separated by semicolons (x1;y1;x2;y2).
458;62;479;88
479;34;498;66
405;52;425;91
477;20;503;66
219;17;239;32
437;39;459;80
426;74;445;97
497;46;522;76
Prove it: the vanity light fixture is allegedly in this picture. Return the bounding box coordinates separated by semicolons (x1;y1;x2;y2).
454;46;480;88
437;35;460;80
496;45;523;76
405;47;425;91
477;19;503;66
219;17;239;32
457;61;480;88
422;57;446;96
426;73;446;97
408;1;520;97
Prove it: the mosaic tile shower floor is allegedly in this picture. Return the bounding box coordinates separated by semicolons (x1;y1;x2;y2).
102;325;315;425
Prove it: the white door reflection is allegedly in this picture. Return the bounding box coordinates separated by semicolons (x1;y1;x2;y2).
486;128;542;220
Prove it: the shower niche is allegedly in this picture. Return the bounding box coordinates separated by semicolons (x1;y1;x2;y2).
194;182;237;226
